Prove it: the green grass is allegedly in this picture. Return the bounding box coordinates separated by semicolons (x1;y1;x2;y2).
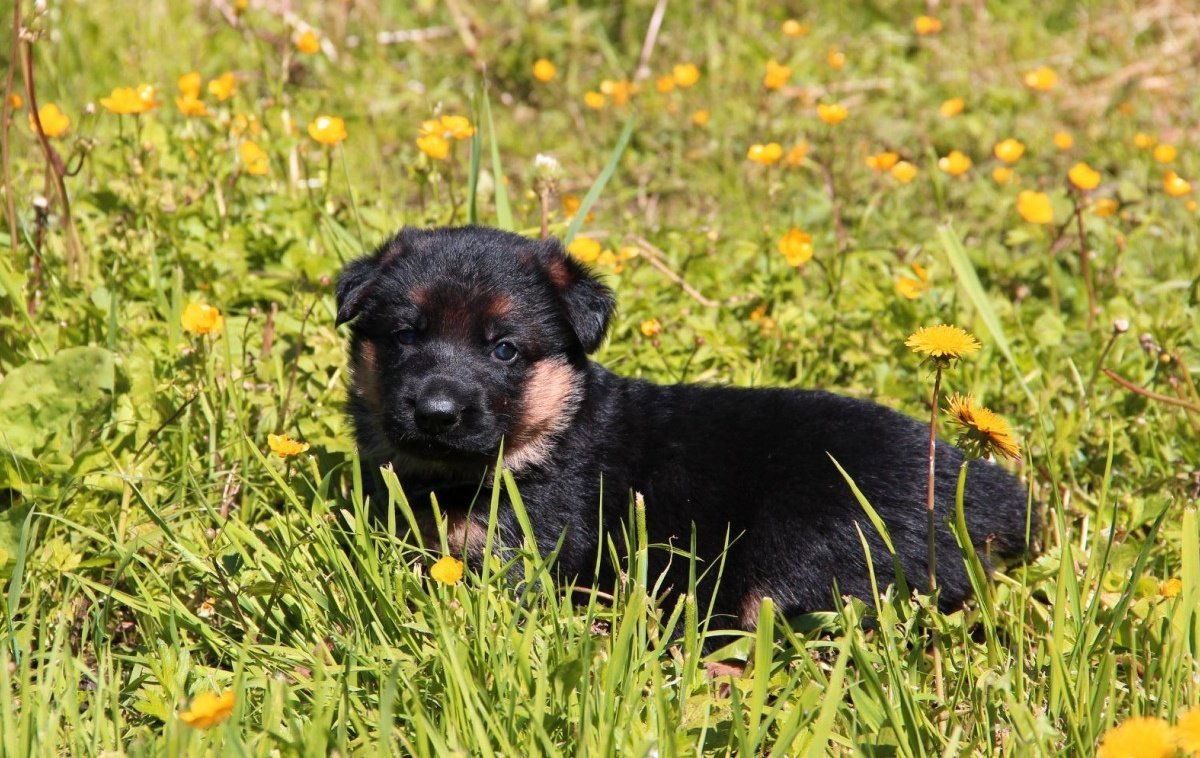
2;0;1199;754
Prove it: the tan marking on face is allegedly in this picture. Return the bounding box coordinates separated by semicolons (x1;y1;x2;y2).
738;589;768;630
504;358;583;472
409;287;429;307
351;338;382;413
485;293;513;319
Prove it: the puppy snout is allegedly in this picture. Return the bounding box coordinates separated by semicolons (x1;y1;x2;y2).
414;380;474;435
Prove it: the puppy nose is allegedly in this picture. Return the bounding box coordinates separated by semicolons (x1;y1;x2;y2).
415;392;464;434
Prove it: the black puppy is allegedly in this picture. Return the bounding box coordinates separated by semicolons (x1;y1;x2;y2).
335;225;1034;636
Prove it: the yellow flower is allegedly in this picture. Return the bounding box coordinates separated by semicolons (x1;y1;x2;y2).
865;151;900;172
177;71;202;99
207;72;237;102
937;150;972;176
175;95;208;117
532;58;557;82
938;97;964;118
891;161;918;183
430;556;464;585
1160;577;1182;598
655;75;676;94
1017;190;1054;224
1189;200;1199;213
7;93;22;109
945;393;1021;460
1068;161;1101;191
230;113;261;138
1177;707;1200;755
1132;132;1156;150
993;138;1025;164
826;48;846;70
1152;143;1177;163
29;103;70;138
784;142;809;167
240;140;269;175
1096;716;1175;758
1023;66;1057;92
746;142;783;166
914;15;943;35
640;318;662;337
583;91;606;109
435;115;475;140
308;115;348;145
817;103;848;125
992;166;1014;185
417;134;450;161
179;690;236;729
691;109;710;126
1163;170;1193;198
895;262;930;299
100;84;160;115
672;63;700;88
296;28;320;54
600;79;638;107
181;302;224;335
905;324;981;360
1053;131;1074;150
567;237;602;264
781;19;810;38
268;433;310;457
763;58;792;90
1092;198;1118;217
778;227;813;267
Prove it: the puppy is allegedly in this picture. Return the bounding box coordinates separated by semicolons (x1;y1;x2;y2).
336;225;1035;637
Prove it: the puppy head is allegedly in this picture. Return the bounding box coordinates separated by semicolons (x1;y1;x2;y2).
336;226;615;473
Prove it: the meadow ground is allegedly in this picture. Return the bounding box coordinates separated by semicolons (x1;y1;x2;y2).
2;0;1199;754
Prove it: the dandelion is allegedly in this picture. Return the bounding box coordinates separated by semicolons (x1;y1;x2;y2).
763;59;792;90
994;138;1025;164
177;71;202;99
914;15;943;35
691;109;710;126
1023;66;1057;91
308;115;348;146
1096;716;1175;758
296;29;321;54
1068;161;1101;191
778;227;813;266
672;63;700;88
567;237;602;264
784;142;809;167
207;72;237;101
175;95;208;117
181;303;224;335
268;433;310;458
938;150;972;176
817;103;848;125
1160;577;1182;598
655;75;676;94
240;140;269;175
1177;707;1200;755
100;84;160;115
532;58;557;82
640;318;662;337
891;161;918;183
1132;132;1156;150
945;394;1021;460
906;324;981;363
826;48;846;70
938;97;964;118
865;151;899;172
1017;190;1054;224
179;690;236;729
1053;131;1073;150
781;19;810;38
993;166;1014;185
583;91;606;109
29;103;70;138
1163;171;1192;198
746;142;783;166
1152;143;1177;163
895;262;930;299
430;556;464;585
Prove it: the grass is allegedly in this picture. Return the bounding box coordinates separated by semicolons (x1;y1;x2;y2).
2;0;1199;754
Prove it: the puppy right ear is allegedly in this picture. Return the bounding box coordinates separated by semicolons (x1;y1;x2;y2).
335;256;378;326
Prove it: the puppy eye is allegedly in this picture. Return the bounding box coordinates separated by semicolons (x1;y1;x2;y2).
394;328;418;345
491;341;518;362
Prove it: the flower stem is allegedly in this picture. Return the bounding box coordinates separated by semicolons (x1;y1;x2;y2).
1072;193;1096;329
926;364;946;723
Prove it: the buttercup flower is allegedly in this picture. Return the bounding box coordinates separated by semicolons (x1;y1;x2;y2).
308;115;348;145
296;29;320;54
938;97;964;117
583;91;606;109
567;237;602;264
175;95;208;117
691;109;710;126
945;393;1021;460
29;103;70;138
435;115;474;140
1096;716;1175;758
177;71;202;99
1152;143;1177;163
181;303;224;335
1177;707;1200;755
826;48;846;70
781;19;810;38
914;15;943;35
1017;190;1054;224
1160;577;1182;598
784;142;809;167
532;58;557;82
240;140;269;175
1132;132;1156;150
430;556;464;585
905;324;981;361
100;84;160;115
747;142;783;166
655;75;676;94
417;134;450;161
1092;198;1118;217
1053;131;1074;150
817;103;848;125
179;690;236;729
599;79;637;107
207;72;237;102
895;262;930;299
763;58;792;90
778;228;813;267
891;161;918;183
1023;66;1057;91
866;151;900;172
1163;171;1192;197
994;138;1025;164
268;433;309;457
7;93;22;109
938;150;972;176
1068;161;1101;190
640;318;662;337
672;63;700;88
992;166;1014;185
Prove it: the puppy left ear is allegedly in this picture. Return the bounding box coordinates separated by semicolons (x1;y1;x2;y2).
335;256;379;326
535;239;616;353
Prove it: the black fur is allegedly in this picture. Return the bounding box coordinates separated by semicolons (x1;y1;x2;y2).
336;225;1036;638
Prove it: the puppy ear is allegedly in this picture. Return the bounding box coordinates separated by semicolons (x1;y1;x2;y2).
536;239;616;353
335;234;408;326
